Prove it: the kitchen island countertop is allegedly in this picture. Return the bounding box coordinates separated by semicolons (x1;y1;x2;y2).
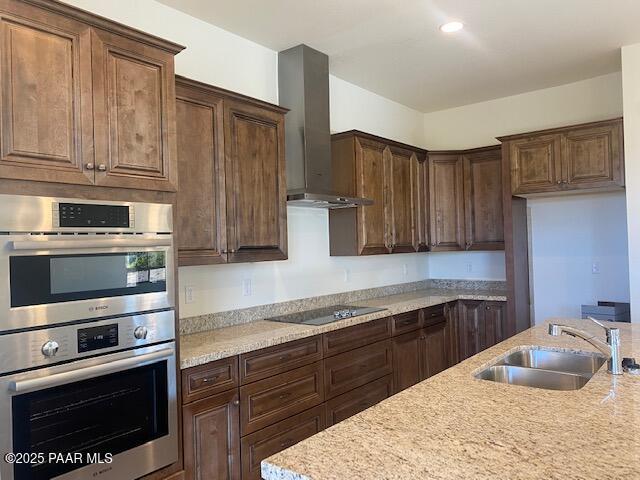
262;319;640;480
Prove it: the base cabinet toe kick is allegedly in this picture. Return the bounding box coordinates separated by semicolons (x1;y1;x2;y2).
179;299;506;479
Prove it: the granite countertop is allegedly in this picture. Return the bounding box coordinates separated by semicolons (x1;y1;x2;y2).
262;319;640;480
179;288;506;369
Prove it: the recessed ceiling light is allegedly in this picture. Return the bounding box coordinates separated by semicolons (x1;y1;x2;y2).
440;21;464;33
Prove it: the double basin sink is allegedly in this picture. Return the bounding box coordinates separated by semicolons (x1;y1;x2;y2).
476;348;607;391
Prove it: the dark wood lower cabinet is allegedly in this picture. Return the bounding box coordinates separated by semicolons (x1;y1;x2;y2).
458;300;507;359
182;301;506;478
422;321;449;378
239;362;324;435
392;330;422;393
324;339;393;399
325;375;393;427
240;405;326;480
182;389;240;480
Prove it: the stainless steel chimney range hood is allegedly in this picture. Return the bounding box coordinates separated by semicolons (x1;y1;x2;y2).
278;45;372;208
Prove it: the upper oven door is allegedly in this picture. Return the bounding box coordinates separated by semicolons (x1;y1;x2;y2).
0;234;175;331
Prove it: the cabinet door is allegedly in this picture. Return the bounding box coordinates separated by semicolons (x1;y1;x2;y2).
90;28;177;191
463;148;504;251
421;322;449;379
0;10;94;185
240;405;325;480
386;146;418;253
224;99;287;263
175;84;226;266
510;134;562;195
392;330;423;393
429;154;464;251
183;389;240;480
415;157;429;251
562;121;624;189
457;301;483;360
354;137;389;255
325;375;393;427
482;301;506;350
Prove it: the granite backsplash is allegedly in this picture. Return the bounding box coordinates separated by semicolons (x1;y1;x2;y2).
179;279;506;335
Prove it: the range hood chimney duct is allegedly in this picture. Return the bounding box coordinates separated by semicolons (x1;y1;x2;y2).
278;44;372;208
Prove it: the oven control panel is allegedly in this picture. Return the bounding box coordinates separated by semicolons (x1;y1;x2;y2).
78;323;119;353
0;310;175;375
54;202;133;228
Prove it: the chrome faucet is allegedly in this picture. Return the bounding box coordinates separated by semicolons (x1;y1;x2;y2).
548;317;622;375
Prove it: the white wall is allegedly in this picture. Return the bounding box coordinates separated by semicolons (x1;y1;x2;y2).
622;44;640;323
528;192;630;323
423;72;623;150
63;0;431;317
422;73;629;322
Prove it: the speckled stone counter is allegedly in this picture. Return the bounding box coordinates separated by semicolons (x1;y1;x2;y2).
262;319;640;480
179;288;506;369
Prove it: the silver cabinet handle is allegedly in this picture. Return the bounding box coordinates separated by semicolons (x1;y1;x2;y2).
97;164;107;172
85;163;95;170
9;348;174;393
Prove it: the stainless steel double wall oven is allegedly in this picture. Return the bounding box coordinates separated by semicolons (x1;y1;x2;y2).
0;194;178;480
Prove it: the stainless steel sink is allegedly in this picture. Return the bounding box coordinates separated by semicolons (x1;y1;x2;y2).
495;348;606;376
476;365;591;391
475;347;607;391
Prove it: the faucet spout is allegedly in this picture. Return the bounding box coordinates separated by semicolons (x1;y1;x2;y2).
548;318;622;375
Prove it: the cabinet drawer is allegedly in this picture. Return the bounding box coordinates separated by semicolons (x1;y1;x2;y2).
324;340;393;399
182;356;239;404
240;405;325;480
323;317;391;357
325;375;393;427
239;335;322;385
391;310;422;336
240;362;324;435
423;304;446;327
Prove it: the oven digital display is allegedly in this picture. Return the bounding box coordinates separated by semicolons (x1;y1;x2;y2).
59;202;130;228
78;324;118;353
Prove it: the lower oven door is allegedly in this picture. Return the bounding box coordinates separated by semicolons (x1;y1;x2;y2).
0;342;178;480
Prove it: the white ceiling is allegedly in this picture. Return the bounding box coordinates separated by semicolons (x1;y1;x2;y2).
157;0;640;112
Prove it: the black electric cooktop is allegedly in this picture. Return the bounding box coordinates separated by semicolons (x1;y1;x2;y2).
266;305;387;326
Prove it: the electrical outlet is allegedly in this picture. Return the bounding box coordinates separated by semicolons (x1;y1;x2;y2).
185;286;195;304
592;262;601;274
403;264;408;277
242;279;252;296
343;268;351;283
466;262;473;273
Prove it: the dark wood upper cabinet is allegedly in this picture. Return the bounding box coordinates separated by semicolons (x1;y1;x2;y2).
183;389;241;480
500;118;624;195
428;153;465;251
463;147;504;250
175;78;226;266
224;98;288;263
507;134;561;195
0;6;93;185
329;131;426;256
386;146;419;253
415;157;430;251
0;0;184;190
175;77;288;265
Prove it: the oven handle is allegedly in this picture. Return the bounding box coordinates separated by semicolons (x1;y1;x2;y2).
9;348;174;393
12;237;172;251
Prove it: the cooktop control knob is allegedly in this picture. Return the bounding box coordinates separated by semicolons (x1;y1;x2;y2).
41;340;59;358
133;326;149;340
